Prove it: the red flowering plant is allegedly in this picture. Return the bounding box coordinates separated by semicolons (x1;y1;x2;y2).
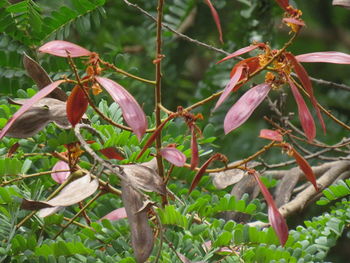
2;0;350;261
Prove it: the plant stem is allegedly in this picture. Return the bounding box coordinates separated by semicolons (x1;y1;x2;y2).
100;60;156;85
0;169;70;187
155;0;165;181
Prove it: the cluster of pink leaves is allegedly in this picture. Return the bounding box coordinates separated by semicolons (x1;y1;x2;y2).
216;44;350;142
0;40;148;142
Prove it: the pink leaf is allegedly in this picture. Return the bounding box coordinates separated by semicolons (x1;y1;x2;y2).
288;78;316;141
291;147;318;191
259;129;283;142
160;147;186;167
51;161;70;184
296;51;350;64
282;17;305;26
217;44;264;64
204;0;223;44
0;80;65;140
214;65;244;110
100;207;127;221
39;40;91;57
96;77;147;140
224;83;271;134
252;172;289;246
286;53;326;133
190;125;199;170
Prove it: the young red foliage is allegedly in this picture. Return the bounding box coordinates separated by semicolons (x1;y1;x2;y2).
190;125;199;170
275;0;289;10
136;115;174;159
51;161;70;184
291;147;318;191
0;80;65;140
96;77;147;140
259;129;283;142
230;57;260;79
296;51;350;64
288;78;316;142
100;207;127;221
204;0;223;44
39;40;91;57
66;85;89;127
159;146;186;167
217;44;264;64
100;147;125;160
285;53;326;133
189;153;226;193
214;65;244;110
224;83;271;134
252;171;289;246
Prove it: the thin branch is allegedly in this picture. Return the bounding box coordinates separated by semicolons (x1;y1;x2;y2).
122;0;350;95
54;191;104;239
0;169;70;187
100;60;156;85
122;0;229;56
154;0;166;181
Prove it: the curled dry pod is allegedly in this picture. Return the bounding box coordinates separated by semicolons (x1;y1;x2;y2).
121;180;154;263
5;106;51;138
23;53;68;101
121;159;166;195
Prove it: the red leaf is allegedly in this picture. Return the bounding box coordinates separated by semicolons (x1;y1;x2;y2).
190;125;199;170
137;115;174;159
252;172;289;246
7;142;20;157
286;53;326;133
100;207;127;221
51;161;70;184
204;0;223;44
259;129;283;142
189;155;216;193
100;147;125;160
224;83;271;134
39;40;91;57
296;51;350;64
0;80;65;140
160;147;186;167
229;57;261;93
214;65;244;110
288;78;316;141
96;77;147;140
230;57;260;78
66;85;89;127
217;44;264;64
274;0;289;11
291;147;318;191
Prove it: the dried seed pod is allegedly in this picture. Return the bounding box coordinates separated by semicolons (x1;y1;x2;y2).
23;53;68;101
121;180;154;263
5;106;51;138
